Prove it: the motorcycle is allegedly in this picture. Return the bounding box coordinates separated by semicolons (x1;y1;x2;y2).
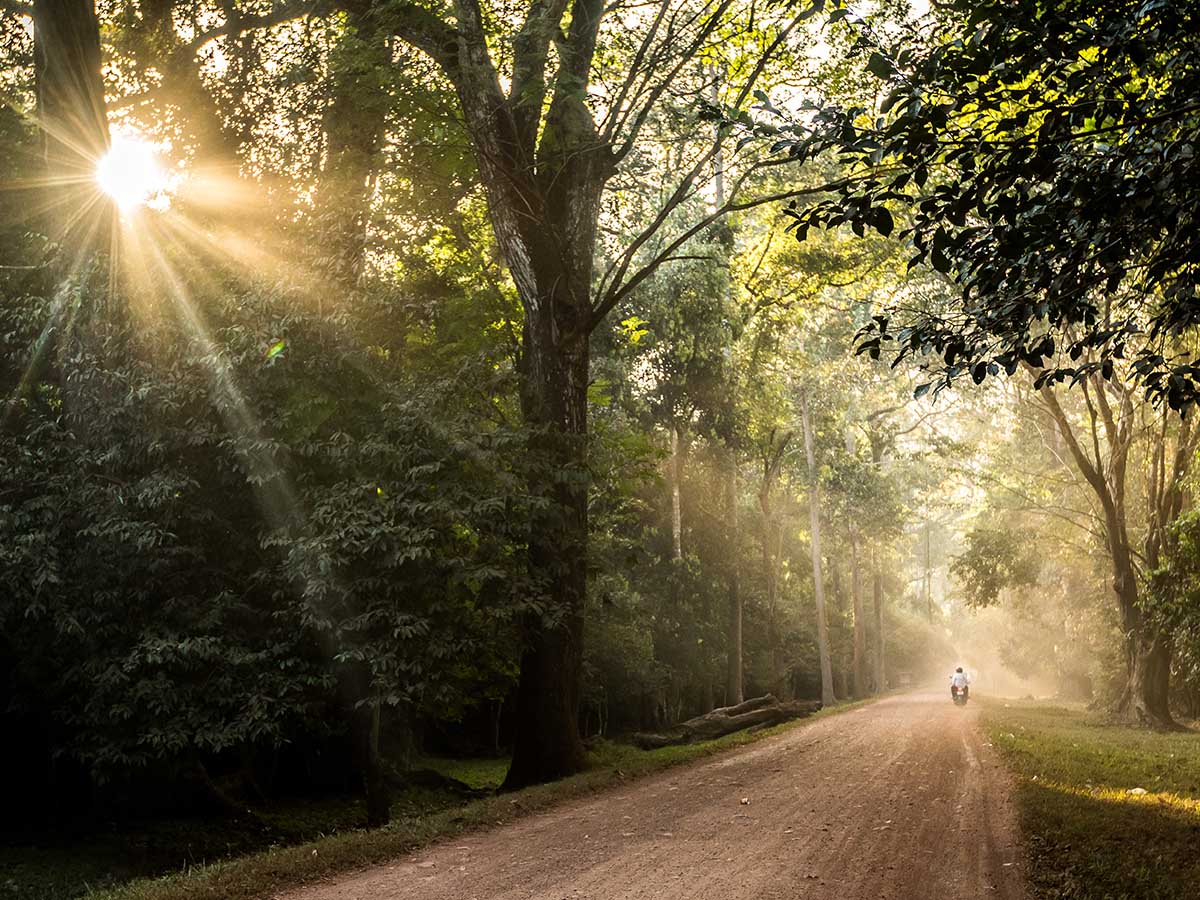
952;685;969;706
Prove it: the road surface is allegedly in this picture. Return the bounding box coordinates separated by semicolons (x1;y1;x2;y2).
280;691;1029;900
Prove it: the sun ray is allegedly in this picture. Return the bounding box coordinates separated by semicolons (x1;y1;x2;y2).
130;220;306;531
0;284;77;430
120;213;359;679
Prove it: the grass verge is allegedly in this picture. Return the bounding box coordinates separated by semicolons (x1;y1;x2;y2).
75;697;873;900
981;699;1200;900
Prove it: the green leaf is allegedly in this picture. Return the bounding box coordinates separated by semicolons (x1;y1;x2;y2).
867;52;894;80
870;206;894;237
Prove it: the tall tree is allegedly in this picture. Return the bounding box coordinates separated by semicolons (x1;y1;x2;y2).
1037;375;1196;726
31;0;109;242
314;2;392;282
369;0;819;785
756;426;792;696
800;393;835;706
724;442;744;704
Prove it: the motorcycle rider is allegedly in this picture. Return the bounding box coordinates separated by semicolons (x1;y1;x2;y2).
950;666;970;702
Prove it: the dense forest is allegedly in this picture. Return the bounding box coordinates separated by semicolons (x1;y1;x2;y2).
2;0;1198;878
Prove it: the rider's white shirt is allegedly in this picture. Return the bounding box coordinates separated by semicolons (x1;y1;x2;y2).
951;672;970;688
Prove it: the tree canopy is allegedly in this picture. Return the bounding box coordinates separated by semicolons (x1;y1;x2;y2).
3;4;1200;889
779;0;1200;407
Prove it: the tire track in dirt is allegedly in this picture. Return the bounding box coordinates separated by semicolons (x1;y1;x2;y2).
278;691;1028;900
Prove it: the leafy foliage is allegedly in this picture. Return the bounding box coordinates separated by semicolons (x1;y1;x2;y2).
951;527;1041;609
778;0;1200;407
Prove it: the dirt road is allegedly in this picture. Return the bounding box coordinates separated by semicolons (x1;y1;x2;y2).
280;691;1029;900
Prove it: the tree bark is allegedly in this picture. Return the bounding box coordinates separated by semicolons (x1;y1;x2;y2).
872;557;885;692
849;524;866;698
503;309;591;788
800;394;835;706
1111;537;1175;726
1121;633;1172;723
725;445;743;705
668;421;683;608
354;695;391;827
329;654;392;827
33;0;111;243
632;695;821;749
670;422;683;564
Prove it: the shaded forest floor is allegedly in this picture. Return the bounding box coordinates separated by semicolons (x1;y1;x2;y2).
1;705;866;900
0;756;506;900
981;699;1200;899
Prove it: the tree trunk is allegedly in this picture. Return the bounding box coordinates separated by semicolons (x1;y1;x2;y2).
329;654;392;827
1111;547;1176;727
849;525;866;698
758;431;792;698
800;395;835;706
447;0;611;788
1099;486;1176;728
498;163;601;783
760;504;790;697
33;0;110;242
632;695;821;749
831;559;847;698
668;422;683;608
872;551;885;692
923;522;933;622
670;423;683;563
725;445;743;705
503;313;590;788
771;513;789;697
354;695;391;827
315;2;391;283
1120;629;1174;727
489;699;503;755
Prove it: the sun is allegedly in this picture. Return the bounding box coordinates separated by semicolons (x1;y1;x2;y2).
96;136;172;212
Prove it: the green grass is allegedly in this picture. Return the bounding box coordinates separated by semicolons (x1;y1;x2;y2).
413;755;510;790
981;699;1200;900
21;697;873;900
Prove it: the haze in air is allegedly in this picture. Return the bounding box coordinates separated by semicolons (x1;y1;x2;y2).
1;1;1198;898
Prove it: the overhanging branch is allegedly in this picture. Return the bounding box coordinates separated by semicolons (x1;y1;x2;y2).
591;178;860;330
184;1;325;52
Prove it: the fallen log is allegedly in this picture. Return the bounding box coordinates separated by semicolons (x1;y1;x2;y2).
632;695;822;749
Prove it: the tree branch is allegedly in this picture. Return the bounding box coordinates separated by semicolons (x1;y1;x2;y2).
599;0;671;142
610;0;733;160
1038;386;1107;498
591;178;857;329
383;3;463;81
510;0;572;153
184;1;324;53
